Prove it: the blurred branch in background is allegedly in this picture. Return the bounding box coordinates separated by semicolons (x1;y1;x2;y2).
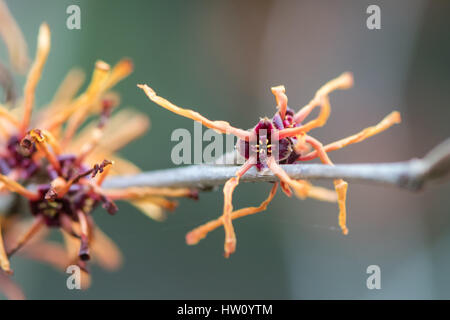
103;138;450;192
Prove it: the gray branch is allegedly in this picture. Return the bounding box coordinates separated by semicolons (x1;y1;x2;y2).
102;138;450;192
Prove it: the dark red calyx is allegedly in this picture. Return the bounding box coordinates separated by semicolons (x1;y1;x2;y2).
236;114;300;170
29;184;100;227
1;136;39;179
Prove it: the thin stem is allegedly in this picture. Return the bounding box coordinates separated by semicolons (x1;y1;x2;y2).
102;138;450;192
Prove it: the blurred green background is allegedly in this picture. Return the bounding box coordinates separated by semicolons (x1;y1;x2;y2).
1;0;450;299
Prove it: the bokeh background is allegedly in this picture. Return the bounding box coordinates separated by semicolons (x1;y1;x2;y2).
1;0;450;299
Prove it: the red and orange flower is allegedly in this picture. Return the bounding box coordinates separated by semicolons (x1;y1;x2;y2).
139;73;401;258
0;5;196;299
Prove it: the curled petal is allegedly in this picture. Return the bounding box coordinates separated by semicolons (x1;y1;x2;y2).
90;227;123;271
138;84;251;141
0;104;20;127
21;23;51;135
68;110;149;156
304;135;349;235
104;58;133;90
38;68;86;124
104;187;197;200
0;218;11;274
0;0;30;73
299;111;402;161
7;216;44;256
20;241;70;271
271;85;287;120
130;199;166;222
294;72;354;123
62;60;111;144
0;174;39;200
186;183;278;246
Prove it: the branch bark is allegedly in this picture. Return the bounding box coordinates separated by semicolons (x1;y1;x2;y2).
102;138;450;192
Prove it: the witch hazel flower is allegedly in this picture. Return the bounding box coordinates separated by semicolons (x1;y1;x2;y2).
0;8;197;299
139;73;400;258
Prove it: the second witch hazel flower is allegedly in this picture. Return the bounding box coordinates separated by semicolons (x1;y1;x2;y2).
0;18;197;297
138;72;401;258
